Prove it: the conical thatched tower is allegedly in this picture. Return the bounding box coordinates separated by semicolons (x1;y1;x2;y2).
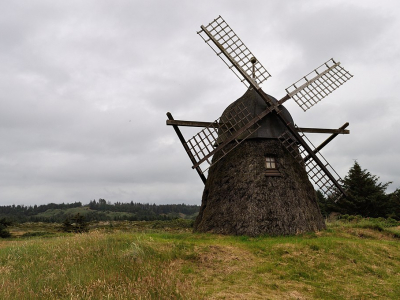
193;89;326;236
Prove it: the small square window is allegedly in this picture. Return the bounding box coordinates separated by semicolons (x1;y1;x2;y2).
265;157;281;177
265;157;276;169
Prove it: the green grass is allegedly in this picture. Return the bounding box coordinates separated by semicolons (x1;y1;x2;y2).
1;219;400;299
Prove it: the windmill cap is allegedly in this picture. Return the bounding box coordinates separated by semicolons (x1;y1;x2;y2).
219;88;294;140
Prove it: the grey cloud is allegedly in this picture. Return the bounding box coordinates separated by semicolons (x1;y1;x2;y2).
1;0;399;206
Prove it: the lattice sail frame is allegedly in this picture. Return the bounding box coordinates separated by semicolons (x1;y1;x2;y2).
198;15;271;88
285;59;353;112
278;128;343;201
185;102;261;175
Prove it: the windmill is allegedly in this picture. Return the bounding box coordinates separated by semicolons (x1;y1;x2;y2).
166;16;353;236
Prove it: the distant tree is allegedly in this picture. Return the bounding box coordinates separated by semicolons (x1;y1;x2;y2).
0;218;12;238
61;213;88;233
333;161;391;217
88;199;97;210
61;217;74;233
98;199;107;210
316;190;329;217
72;213;89;233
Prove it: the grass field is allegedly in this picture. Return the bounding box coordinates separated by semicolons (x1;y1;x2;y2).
1;219;400;299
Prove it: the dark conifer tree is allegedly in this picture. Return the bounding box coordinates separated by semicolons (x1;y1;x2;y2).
334;161;391;217
0;218;12;238
61;217;74;233
72;213;89;233
386;189;400;220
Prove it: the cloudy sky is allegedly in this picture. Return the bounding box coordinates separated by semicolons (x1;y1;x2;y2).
1;0;399;206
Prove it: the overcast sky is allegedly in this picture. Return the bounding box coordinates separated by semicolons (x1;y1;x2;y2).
1;0;399;206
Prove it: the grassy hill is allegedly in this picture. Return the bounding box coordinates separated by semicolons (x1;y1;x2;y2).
1;218;400;299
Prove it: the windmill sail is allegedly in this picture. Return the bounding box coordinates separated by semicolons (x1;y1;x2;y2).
198;16;271;88
278;129;343;201
285;59;353;112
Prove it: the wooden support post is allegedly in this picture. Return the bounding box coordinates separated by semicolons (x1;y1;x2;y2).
166;120;219;128
166;112;207;185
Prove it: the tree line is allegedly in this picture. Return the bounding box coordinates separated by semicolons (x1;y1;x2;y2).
0;201;83;217
88;199;199;215
0;201;200;223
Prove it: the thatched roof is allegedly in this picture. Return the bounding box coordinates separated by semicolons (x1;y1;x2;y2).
220;88;294;139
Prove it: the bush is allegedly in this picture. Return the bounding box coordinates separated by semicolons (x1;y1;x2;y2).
0;218;12;238
335;215;399;230
61;213;89;233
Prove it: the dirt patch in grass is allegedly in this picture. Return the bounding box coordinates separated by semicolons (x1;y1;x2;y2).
341;227;400;241
344;227;391;240
196;245;253;267
7;230;26;237
191;244;299;299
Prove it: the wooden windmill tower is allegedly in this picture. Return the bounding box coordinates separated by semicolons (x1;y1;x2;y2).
166;16;353;236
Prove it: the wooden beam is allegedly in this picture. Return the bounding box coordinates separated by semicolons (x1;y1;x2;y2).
297;127;350;134
166;112;207;185
166;119;350;134
166;119;219;128
304;122;350;162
